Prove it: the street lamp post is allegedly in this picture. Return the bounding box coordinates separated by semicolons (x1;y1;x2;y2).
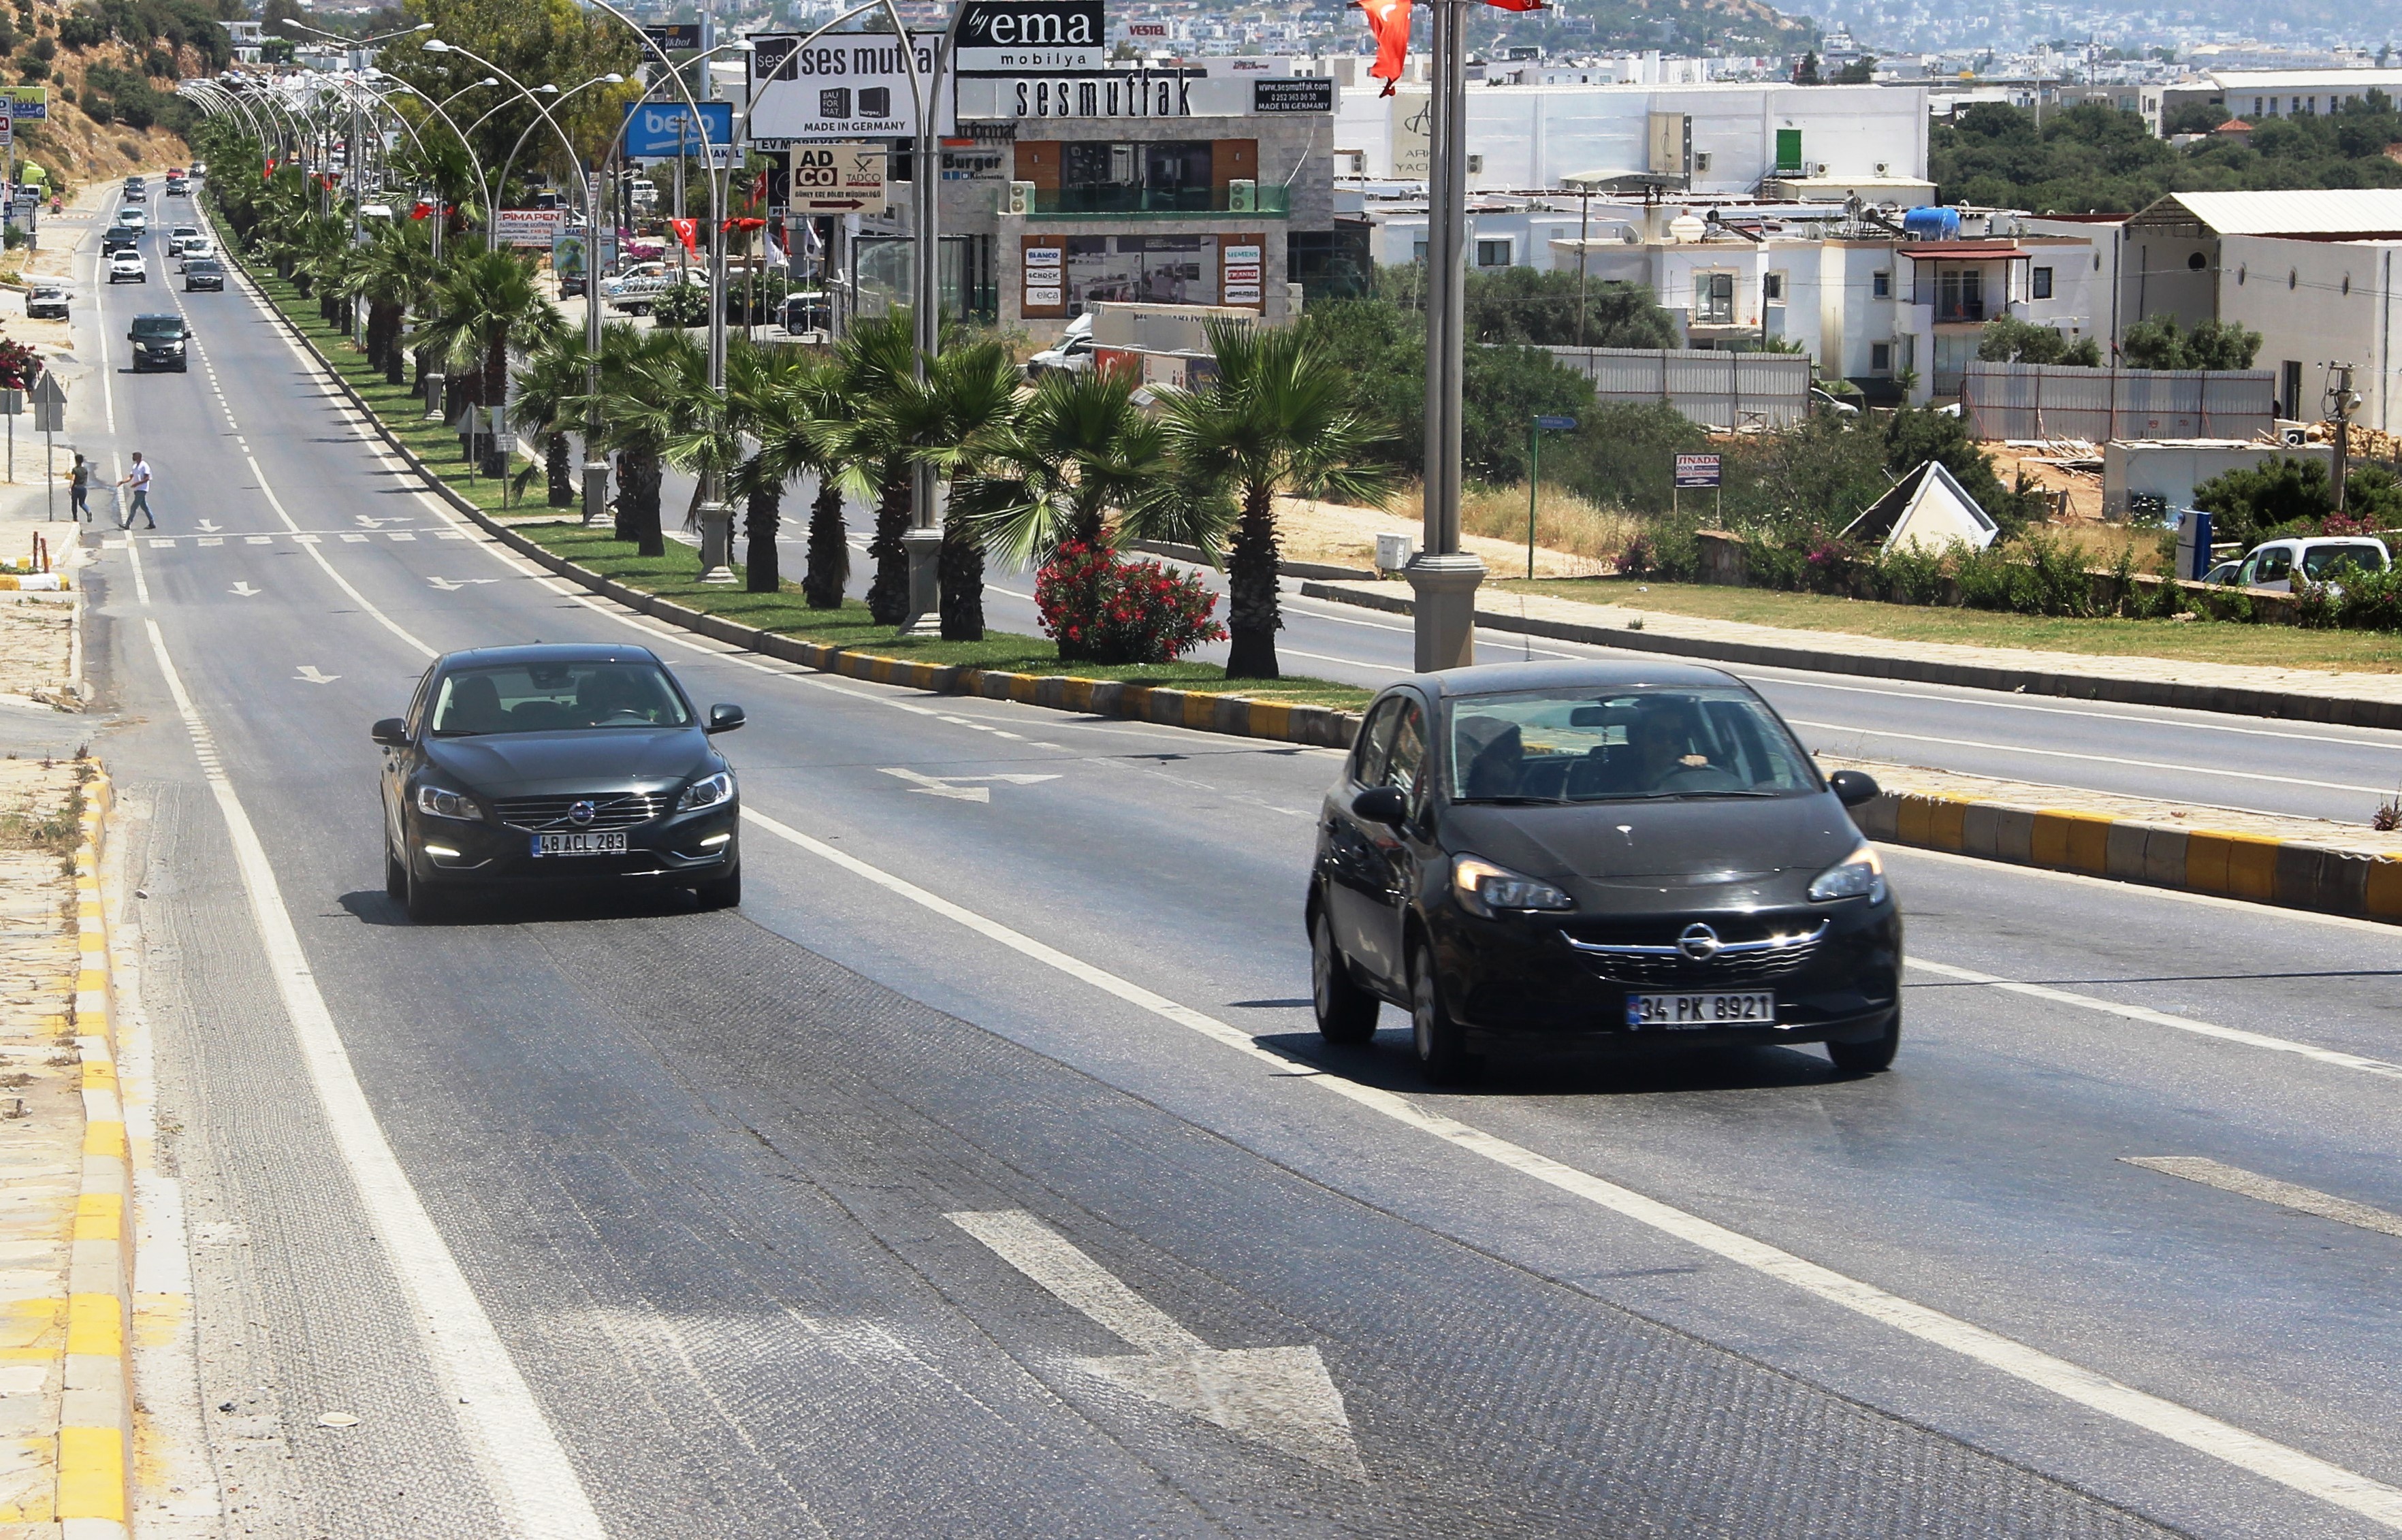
1407;0;1484;673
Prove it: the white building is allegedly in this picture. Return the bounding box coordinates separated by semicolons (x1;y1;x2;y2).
1332;80;1931;202
2143;69;2402;133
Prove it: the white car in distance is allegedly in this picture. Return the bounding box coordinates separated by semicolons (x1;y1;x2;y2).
106;251;145;284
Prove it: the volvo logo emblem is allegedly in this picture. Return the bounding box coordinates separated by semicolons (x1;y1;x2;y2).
1677;923;1722;961
568;800;596;827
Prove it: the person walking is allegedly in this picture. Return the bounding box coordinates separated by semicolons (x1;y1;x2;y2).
65;453;89;522
116;452;154;530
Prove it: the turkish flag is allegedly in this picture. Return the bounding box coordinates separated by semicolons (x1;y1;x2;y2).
722;216;765;234
1359;0;1411;97
669;217;699;254
409;200;434;220
262;154;276;180
1483;0;1545;9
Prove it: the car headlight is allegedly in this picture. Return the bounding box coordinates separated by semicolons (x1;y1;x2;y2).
1808;844;1887;903
1451;854;1575;919
677;770;733;812
414;785;483;822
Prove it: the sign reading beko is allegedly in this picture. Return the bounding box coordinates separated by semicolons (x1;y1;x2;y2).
746;33;946;145
622;101;734;161
956;0;1106;70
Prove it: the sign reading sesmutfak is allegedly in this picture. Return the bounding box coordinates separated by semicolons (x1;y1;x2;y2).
745;33;946;144
1252;78;1333;113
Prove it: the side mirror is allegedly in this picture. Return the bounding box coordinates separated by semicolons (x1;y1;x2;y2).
706;703;746;734
1351;786;1409;826
370;717;411;748
1828;769;1880;808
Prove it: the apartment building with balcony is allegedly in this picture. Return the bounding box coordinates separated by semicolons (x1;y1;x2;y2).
932;62;1336;329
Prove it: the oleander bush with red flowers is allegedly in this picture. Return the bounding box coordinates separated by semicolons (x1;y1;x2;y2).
1034;540;1227;664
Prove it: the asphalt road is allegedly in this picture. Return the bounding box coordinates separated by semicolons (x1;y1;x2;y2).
33;198;2402;1539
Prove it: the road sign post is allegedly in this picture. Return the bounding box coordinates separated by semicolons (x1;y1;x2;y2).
1672;452;1722;522
30;371;61;519
1528;415;1578;580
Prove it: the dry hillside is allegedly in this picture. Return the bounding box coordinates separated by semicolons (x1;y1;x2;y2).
1;0;197;193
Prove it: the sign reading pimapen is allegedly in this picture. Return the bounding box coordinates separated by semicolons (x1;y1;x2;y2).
788;143;886;215
955;0;1106;70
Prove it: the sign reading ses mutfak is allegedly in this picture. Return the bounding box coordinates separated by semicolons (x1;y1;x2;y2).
744;32;946;144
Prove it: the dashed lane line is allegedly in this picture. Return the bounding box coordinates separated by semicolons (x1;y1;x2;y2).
2123;1157;2402;1240
733;801;2402;1532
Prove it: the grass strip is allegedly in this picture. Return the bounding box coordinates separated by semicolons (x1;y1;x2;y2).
248;272;1371;708
1499;577;2402;675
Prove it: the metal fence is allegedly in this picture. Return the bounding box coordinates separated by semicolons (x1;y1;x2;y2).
1960;362;2276;442
1540;347;1814;431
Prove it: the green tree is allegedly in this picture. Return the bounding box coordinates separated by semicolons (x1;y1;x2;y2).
1834;54;1876;83
1159;319;1393;679
970;368;1180;564
720;341;815;593
507;330;591;509
750;355;854;608
1793;50;1821;84
1462;268;1678;347
583;324;704;557
2185;456;2402;545
1976;315;2102;366
2121;313;2262;370
421;250;559;472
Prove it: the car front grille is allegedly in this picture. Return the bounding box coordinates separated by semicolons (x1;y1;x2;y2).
1560;914;1829;987
491;792;662;832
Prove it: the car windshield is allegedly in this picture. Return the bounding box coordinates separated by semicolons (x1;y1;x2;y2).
430;661;690;736
186;261;220;273
1447;685;1820;803
131;317;182;337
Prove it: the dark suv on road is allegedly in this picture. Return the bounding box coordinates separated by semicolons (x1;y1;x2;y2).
373;643;746;922
1308;660;1902;1082
127;313;190;371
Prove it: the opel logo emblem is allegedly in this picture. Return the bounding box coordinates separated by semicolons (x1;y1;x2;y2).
568;800;596;827
1678;923;1722;961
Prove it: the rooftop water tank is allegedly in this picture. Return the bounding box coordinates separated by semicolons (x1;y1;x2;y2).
1903;206;1961;242
1667;212;1709;244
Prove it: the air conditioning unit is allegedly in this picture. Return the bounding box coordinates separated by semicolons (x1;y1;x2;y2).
1007;180;1036;216
1874;161;1889;175
1228;178;1257;213
2282;426;2310;445
1814;161;1830;175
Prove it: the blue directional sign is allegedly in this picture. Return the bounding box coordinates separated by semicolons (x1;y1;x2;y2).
621;101;733;159
1533;415;1578;431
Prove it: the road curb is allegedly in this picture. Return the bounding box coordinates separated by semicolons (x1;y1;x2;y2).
1296;580;2402;733
236;262;1366;755
63;767;130;1540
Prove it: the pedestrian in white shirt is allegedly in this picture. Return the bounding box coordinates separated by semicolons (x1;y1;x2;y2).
117;453;154;530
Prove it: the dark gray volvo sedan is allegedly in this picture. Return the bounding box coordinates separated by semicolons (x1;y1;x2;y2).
1308;660;1900;1082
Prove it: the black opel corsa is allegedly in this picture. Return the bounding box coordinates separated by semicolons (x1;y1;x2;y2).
1307;660;1900;1082
373;643;744;921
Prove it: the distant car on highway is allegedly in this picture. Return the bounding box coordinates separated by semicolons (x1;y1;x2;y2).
173;236;214;267
25;285;66;320
114;206;146;233
372;643;746;921
2222;534;2390;593
182;257;224;292
127;312;190;370
106;251;144;284
600;261;701;315
121;176;146;202
1307;660;1900;1082
1024;312;1094;379
165;171;188;196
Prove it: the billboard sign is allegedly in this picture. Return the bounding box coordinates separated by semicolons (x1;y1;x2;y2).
621;101;735;161
642;23;703;55
1252;78;1333;113
1023;242;1061;308
492;208;564;247
955;0;1106;71
789;143;886;214
1222;242;1262;306
745;33;944;144
1674;453;1723;488
1390;89;1429;179
3;86;46;120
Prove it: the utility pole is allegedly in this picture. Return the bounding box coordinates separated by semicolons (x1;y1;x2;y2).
1407;0;1484;672
583;166;606;525
2328;360;2360;513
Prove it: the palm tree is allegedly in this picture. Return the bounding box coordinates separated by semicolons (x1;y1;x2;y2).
1159;319;1392;679
508;327;588;509
903;340;1021;640
720;341;815;592
827;311;927;626
751;355;853;609
583;324;706;558
970;368;1204;568
421;249;560;474
351;221;441;386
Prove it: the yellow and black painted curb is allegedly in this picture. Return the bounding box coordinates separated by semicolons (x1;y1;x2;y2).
234;259;1366;755
1854;787;2402;924
63;768;131;1540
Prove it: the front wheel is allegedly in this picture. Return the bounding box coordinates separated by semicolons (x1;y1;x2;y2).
694;867;741;910
1825;1010;1900;1074
384;843;406;903
403;859;449;925
1409;944;1475;1085
1311;905;1379;1045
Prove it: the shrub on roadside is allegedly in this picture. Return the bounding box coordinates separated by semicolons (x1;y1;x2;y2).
1034;541;1226;664
650;283;708;330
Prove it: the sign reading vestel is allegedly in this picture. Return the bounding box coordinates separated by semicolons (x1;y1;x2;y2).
788;144;886;215
955;0;1106;70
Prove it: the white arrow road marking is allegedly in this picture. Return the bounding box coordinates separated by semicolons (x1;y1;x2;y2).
355;514;394;528
947;1210;1365;1479
195;519;222;532
293;665;340;685
878;767;1061;802
227;581;260;598
427;576;500;592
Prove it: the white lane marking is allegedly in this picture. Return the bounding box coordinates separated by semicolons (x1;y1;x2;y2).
737;803;2402;1531
1880;842;2402;938
1905;957;2402;1080
877;767;1061;802
195;519;222;533
2123;1157;2402;1240
293;664;340;685
93;246;116;434
1279;647;1407;674
240;451;433;660
946;1210;1365;1477
428;576;499;591
226;581;259;598
1789;719;2388;796
139;615;603;1539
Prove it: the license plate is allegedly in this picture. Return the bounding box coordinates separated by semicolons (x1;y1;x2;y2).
1626;991;1776;1029
531;831;627;857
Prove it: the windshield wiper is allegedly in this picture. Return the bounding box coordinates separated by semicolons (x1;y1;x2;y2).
1460;794;1569;805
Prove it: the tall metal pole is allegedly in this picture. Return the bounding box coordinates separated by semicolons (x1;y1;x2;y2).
584;165;607;524
1407;0;1484;671
899;8;969;634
